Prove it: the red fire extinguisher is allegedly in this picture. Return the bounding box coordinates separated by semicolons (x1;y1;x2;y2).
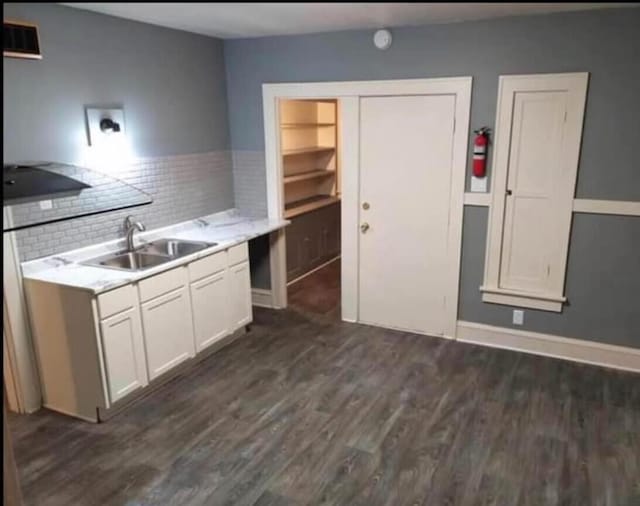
473;127;490;178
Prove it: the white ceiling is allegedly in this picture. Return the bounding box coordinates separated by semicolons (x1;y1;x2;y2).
60;3;636;39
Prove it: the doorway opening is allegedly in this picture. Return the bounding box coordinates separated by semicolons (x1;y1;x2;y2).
279;99;342;318
263;78;471;337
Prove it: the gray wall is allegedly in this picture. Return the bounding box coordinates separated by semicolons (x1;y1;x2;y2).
224;8;640;347
4;3;230;162
225;8;640;201
460;207;640;348
4;3;235;260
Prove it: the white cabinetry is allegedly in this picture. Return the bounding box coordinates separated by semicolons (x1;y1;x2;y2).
99;307;147;403
96;284;148;404
25;241;252;422
188;250;229;352
141;286;195;380
138;266;195;380
191;270;229;352
229;261;252;330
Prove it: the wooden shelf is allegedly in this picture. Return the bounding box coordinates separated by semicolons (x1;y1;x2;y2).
284;169;335;184
282;146;335;157
285;195;340;219
281;122;335;129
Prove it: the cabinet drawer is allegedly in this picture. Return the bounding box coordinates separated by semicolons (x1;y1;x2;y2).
227;242;249;266
188;250;226;282
97;284;137;319
138;266;188;302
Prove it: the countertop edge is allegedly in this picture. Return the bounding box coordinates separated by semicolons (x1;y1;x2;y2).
21;220;288;296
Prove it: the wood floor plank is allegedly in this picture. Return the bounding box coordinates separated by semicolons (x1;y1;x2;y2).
7;262;640;506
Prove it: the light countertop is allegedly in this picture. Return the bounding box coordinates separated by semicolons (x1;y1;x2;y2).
21;209;288;295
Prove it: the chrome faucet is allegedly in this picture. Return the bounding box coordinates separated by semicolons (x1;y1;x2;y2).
124;215;145;251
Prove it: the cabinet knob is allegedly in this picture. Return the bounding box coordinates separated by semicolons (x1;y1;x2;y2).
506;189;513;196
362;202;370;210
360;223;370;233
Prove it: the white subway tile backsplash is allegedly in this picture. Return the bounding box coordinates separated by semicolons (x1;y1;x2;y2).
232;150;268;218
15;151;234;261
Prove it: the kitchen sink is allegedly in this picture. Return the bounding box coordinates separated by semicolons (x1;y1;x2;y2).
137;238;216;258
84;251;170;271
82;238;216;271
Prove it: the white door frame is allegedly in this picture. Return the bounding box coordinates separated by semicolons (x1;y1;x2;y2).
262;77;472;338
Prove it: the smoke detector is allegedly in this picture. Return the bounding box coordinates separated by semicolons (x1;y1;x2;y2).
373;29;392;50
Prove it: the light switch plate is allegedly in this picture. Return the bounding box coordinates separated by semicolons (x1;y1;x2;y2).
86;107;125;146
513;309;524;325
470;176;488;193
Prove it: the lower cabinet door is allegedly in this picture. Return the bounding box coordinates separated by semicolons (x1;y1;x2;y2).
100;307;148;403
229;261;252;330
141;286;195;380
286;220;303;282
191;270;229;352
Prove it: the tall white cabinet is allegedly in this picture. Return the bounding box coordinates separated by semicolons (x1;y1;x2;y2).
25;241;253;422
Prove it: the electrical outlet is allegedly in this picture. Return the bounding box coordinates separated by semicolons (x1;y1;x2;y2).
513;309;524;325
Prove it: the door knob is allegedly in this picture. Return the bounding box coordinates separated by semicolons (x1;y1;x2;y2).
360;223;370;233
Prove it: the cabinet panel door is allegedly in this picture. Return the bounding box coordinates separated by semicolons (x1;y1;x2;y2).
191;270;229;352
286;216;303;281
229;261;252;330
329;202;341;258
100;307;148;403
141;287;195;380
500;91;568;292
307;211;323;268
320;202;341;261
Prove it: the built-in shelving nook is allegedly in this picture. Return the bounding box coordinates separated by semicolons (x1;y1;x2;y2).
280;99;340;219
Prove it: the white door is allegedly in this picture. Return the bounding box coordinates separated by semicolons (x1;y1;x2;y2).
191;270;229;351
358;95;456;336
482;73;588;312
500;91;567;292
229;261;252;330
140;287;195;380
100;307;148;403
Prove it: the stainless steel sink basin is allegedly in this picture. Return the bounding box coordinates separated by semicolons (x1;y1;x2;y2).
138;238;216;258
81;238;216;271
84;251;170;271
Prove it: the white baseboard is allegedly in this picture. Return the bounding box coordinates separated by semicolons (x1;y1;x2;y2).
251;288;275;308
456;321;640;373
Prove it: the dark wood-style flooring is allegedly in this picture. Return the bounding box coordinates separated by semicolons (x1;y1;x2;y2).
288;258;341;318
8;262;640;505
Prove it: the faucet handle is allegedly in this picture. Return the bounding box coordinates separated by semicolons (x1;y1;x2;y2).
124;215;134;228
